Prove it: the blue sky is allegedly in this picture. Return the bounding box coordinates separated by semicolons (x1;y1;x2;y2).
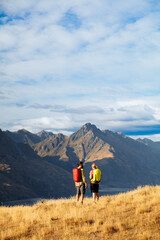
0;0;160;140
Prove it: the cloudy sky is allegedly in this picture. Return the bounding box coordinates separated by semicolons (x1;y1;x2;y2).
0;0;160;140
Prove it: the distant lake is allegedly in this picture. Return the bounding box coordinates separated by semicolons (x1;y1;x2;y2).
0;198;42;207
99;187;133;195
85;187;133;197
1;188;133;207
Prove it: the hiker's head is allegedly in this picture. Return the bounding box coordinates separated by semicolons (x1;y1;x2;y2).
77;161;83;168
92;163;97;169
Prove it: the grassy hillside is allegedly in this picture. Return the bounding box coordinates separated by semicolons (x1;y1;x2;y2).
1;186;160;240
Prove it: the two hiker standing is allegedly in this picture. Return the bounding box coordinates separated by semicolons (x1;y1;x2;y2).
73;161;101;203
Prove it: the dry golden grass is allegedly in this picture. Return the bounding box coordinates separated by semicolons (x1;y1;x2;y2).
1;185;160;240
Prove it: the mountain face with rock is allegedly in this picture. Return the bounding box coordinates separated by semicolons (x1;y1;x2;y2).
137;138;160;152
33;123;114;163
1;123;160;202
0;130;74;202
5;129;54;148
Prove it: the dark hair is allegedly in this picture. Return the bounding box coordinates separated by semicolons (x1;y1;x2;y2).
77;161;83;168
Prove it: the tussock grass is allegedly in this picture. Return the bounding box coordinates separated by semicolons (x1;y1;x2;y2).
1;186;160;239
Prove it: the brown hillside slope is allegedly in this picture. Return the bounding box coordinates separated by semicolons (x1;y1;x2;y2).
34;123;114;162
1;186;160;240
35;133;69;160
68;123;114;162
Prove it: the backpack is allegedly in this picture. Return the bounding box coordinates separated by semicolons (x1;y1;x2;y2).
73;168;82;182
92;169;101;183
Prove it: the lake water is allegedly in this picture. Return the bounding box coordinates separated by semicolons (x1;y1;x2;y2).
99;187;133;195
1;188;133;207
0;198;42;207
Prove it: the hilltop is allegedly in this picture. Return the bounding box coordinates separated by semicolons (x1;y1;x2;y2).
1;186;160;240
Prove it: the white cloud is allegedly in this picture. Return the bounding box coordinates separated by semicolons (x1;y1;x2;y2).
1;0;160;140
3;99;160;137
9;116;78;134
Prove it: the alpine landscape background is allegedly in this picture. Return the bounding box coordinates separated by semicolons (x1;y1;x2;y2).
1;123;160;203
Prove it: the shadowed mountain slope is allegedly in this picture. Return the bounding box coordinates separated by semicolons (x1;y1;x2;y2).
5;129;54;148
137;138;160;152
3;123;160;192
0;130;74;202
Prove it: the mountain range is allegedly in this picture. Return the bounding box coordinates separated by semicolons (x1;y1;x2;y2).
1;123;160;202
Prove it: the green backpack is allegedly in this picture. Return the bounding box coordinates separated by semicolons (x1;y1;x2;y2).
92;169;101;183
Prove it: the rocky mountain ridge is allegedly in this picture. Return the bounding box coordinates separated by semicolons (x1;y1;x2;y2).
2;123;160;201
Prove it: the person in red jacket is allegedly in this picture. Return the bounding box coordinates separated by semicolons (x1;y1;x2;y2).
75;161;87;204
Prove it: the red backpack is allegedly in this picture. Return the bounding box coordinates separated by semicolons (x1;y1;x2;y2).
73;168;81;182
